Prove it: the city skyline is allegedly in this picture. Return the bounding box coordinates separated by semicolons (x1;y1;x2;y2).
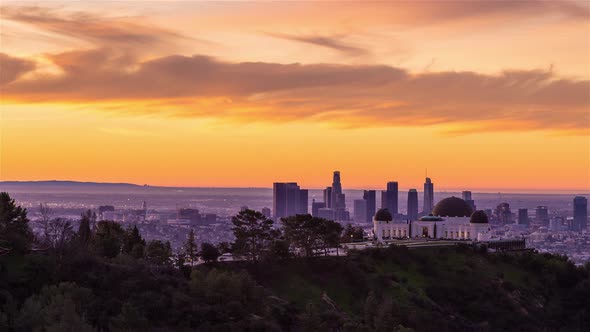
1;1;589;191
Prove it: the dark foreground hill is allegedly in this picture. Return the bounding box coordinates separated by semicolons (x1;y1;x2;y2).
1;244;589;332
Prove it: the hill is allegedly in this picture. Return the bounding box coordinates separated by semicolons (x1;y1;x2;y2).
2;245;589;331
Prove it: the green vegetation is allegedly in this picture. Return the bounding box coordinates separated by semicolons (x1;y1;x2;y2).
1;193;589;331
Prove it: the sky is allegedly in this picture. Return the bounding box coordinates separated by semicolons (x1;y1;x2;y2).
0;0;589;192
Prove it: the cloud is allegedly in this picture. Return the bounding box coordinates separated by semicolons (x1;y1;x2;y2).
0;53;36;85
0;6;191;50
2;49;588;134
267;33;368;56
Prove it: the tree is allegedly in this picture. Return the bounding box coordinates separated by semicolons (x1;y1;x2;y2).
77;210;94;247
267;239;291;260
185;229;197;266
231;209;275;261
92;221;125;258
281;214;342;257
342;224;364;243
0;192;33;253
318;219;343;256
145;240;172;265
217;241;232;254
122;225;145;258
200;242;220;263
46;218;75;251
38;203;53;242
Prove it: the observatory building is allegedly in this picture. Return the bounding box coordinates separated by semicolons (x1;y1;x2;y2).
373;196;491;242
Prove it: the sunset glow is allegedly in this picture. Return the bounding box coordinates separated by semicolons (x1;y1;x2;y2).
1;1;589;191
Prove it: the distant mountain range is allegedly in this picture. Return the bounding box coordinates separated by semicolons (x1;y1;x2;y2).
0;180;144;188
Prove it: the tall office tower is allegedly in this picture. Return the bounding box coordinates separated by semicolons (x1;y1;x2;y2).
518;208;529;226
462;191;476;211
261;207;272;219
331;171;346;210
495;203;512;225
299;189;309;215
311;200;326;217
323;187;333;208
381;181;399;217
423;177;434;214
332;171;342;196
273;182;307;219
353;199;368;223
363;190;377;222
462;191;472;201
407;189;419;221
573;196;588;232
330;171;348;220
535;206;549;225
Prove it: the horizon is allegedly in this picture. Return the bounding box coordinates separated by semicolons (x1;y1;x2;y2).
1;179;588;196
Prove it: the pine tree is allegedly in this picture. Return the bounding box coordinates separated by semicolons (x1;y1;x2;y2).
185;229;197;266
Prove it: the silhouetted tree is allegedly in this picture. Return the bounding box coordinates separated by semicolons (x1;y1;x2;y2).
185;229;197;266
200;242;220;263
38;203;53;242
145;240;172;265
92;221;125;258
342;224;364;243
282;215;341;257
0;192;33;253
231;209;275;261
77;211;93;247
122;225;145;258
319;219;343;256
46;218;75;251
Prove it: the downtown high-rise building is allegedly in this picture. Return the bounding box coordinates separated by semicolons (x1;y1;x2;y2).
311;199;326;217
573;196;588;232
423;177;434;214
518;208;528;226
381;181;398;217
273;182;308;219
496;203;512;225
407;189;419;221
323;187;333;208
353;199;368;223
330;171;347;220
462;190;476;211
363;190;376;222
536;206;549;225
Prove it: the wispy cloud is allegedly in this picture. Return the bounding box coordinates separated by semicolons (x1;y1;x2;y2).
0;5;194;51
267;32;368;56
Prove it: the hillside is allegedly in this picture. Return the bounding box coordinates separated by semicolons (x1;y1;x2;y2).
2;244;589;331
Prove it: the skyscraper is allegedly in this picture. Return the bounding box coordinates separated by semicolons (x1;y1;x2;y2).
311;200;326;217
261;207;271;219
496;203;512;225
323;187;332;208
330;171;347;220
407;189;418;221
299;189;308;215
363;190;376;222
462;191;476;211
573;196;588;232
381;181;398;217
536;206;549;225
353;199;368;223
423;177;434;214
518;208;528;226
273;182;307;219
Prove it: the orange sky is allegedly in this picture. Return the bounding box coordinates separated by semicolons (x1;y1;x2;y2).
1;1;589;192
